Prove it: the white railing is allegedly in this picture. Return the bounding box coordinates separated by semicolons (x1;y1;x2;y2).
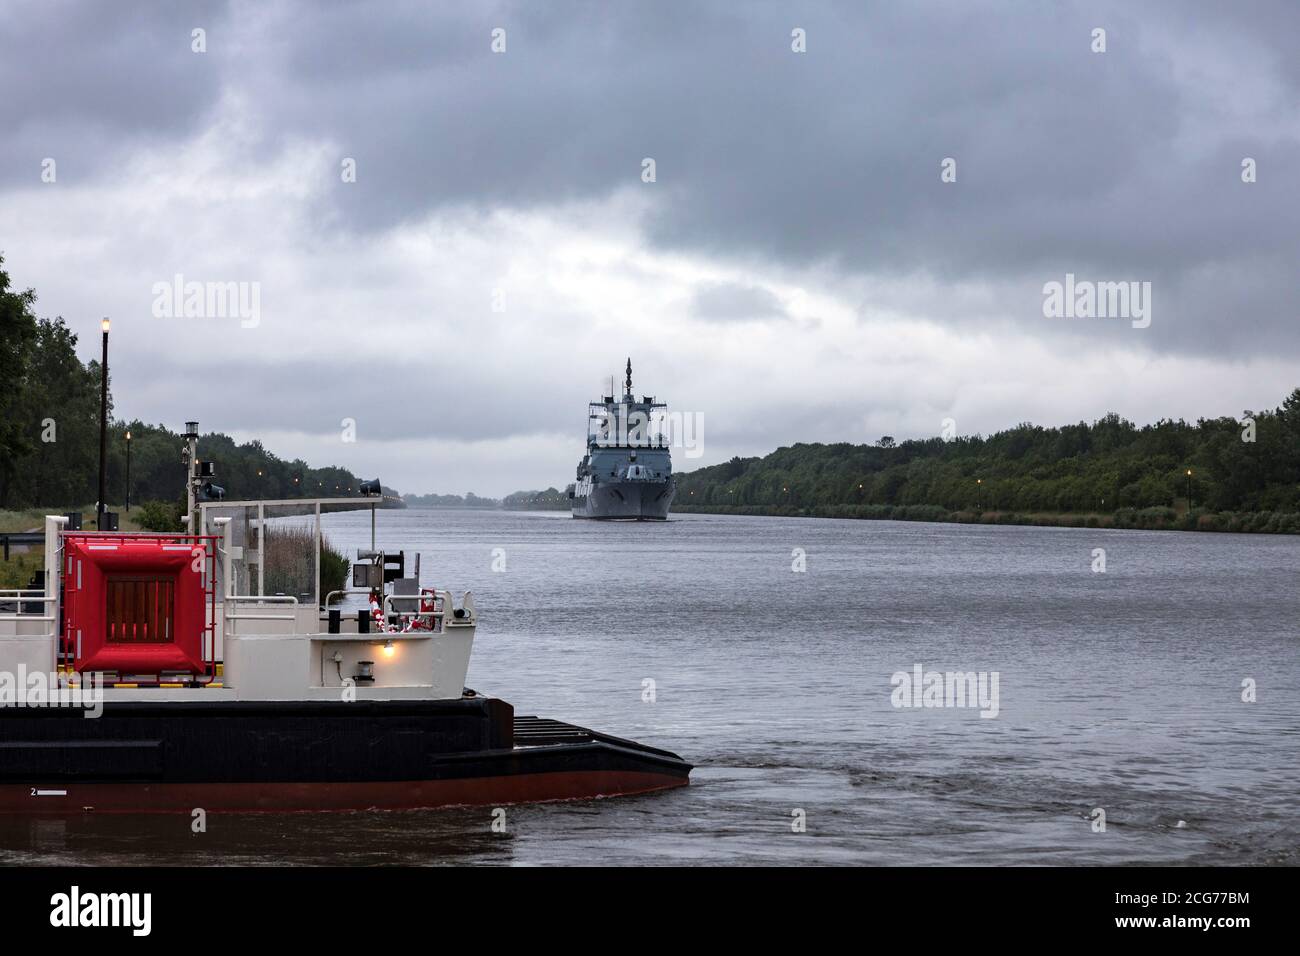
382;593;445;633
223;594;299;637
323;588;372;607
0;591;57;638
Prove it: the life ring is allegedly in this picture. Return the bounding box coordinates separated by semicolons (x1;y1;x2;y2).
368;590;391;632
411;588;440;631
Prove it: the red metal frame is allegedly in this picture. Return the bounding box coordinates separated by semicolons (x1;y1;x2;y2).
61;532;219;686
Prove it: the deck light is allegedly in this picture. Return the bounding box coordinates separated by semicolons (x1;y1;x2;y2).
383;640;395;657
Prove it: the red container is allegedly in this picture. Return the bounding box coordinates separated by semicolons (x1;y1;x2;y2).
64;535;210;674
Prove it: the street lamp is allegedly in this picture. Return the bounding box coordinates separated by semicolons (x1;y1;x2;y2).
1186;469;1193;508
97;318;110;528
976;478;983;509
124;430;132;512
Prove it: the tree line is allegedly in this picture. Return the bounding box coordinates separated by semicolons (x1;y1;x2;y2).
402;492;499;508
674;392;1300;531
502;488;568;510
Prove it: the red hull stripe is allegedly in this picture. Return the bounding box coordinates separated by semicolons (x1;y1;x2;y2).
2;771;688;814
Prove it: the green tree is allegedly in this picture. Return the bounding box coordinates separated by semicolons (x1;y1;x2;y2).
0;255;39;507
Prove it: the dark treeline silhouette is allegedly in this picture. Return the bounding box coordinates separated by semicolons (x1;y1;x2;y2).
503;488;568;511
402;492;499;508
675;392;1300;532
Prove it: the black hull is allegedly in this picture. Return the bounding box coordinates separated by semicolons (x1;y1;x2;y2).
577;516;669;521
0;699;691;813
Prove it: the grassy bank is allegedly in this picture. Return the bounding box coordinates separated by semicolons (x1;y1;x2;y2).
673;503;1300;534
0;551;43;589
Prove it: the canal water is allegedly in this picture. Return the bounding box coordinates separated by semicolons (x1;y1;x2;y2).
4;509;1296;865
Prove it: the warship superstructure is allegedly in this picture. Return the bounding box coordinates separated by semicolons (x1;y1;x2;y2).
567;360;676;520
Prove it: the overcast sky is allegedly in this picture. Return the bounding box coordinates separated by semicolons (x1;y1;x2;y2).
2;0;1296;496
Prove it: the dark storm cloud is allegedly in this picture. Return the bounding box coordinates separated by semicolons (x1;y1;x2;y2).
0;0;228;187
4;0;1298;358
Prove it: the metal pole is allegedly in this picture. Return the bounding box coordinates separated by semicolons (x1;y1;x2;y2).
97;319;109;527
214;517;233;599
257;502;265;597
45;515;67;676
188;436;196;520
125;433;132;511
314;501;321;610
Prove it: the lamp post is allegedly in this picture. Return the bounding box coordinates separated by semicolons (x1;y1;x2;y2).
97;317;110;528
182;421;200;524
1186;469;1193;508
125;430;132;512
976;478;982;510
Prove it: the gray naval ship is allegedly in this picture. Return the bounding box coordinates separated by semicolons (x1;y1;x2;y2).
567;359;676;520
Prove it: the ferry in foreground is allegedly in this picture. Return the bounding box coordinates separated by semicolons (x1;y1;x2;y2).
0;422;690;813
567;359;676;520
